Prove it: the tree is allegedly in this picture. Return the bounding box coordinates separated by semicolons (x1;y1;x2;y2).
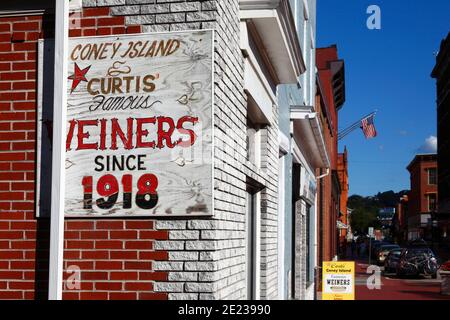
348;190;409;236
350;207;380;235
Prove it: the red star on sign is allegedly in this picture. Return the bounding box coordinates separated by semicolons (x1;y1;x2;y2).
68;63;91;93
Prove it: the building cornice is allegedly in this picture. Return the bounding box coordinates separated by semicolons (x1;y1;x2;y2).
290;105;330;169
239;0;282;10
240;0;306;83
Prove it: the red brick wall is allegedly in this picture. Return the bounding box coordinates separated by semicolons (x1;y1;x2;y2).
408;157;438;215
63;220;168;300
315;90;338;265
316;63;340;264
418;161;438;213
0;7;168;300
0;13;44;300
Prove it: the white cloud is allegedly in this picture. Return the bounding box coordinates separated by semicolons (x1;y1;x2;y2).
418;136;437;153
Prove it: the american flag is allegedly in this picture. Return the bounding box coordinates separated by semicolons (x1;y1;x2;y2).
361;114;377;139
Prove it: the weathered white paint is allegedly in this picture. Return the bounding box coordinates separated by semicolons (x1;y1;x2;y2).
65;31;214;217
69;0;82;11
49;0;69;301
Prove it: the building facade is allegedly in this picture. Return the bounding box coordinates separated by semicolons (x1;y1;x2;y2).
315;45;345;268
431;32;450;249
278;0;322;300
394;194;409;244
337;146;349;250
406;154;438;242
0;0;330;300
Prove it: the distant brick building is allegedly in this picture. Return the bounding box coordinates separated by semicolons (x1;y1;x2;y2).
394;194;409;243
406;154;438;241
315;45;345;265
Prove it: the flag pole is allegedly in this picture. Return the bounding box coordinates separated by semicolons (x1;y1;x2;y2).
338;110;378;141
360;110;378;121
48;0;69;300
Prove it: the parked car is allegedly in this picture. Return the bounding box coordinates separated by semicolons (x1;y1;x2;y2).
383;248;403;273
440;260;450;272
377;244;401;265
370;240;390;259
369;240;382;257
396;247;439;279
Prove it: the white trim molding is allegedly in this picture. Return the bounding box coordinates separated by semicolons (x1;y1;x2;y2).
0;10;45;17
48;0;69;300
240;0;306;83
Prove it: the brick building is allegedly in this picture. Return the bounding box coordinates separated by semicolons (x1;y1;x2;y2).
394;194;409;243
0;0;322;300
406;154;438;241
431;32;450;248
337;146;349;248
315;45;345;265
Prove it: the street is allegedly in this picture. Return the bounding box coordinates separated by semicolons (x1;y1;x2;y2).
354;260;450;300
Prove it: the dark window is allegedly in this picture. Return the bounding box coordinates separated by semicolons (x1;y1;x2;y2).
292;164;301;299
306;205;312;287
428;168;437;185
246;189;257;299
428;193;437;212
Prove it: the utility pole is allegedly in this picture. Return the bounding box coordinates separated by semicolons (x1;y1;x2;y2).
368;227;374;265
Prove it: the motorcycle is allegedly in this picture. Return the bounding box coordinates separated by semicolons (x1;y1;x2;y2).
398;252;439;278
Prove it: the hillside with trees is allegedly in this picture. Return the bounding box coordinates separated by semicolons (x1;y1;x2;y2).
348;190;409;235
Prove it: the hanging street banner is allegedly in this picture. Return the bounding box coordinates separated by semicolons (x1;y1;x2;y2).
64;30;214;217
322;261;355;300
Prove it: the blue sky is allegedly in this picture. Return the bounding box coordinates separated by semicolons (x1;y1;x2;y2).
317;0;450;196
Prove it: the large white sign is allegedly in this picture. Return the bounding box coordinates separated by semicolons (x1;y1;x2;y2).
64;30;213;217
